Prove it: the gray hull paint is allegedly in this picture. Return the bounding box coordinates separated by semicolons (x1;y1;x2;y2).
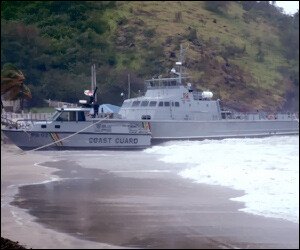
3;119;297;150
2;130;151;150
149;120;299;140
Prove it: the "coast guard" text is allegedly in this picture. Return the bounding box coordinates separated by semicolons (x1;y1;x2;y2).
89;137;138;144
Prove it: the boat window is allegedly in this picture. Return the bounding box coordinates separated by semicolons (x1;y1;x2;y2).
175;102;180;107
149;101;157;107
132;101;141;107
51;111;61;121
56;111;69;121
69;111;76;121
158;101;163;107
164;102;170;107
141;101;149;107
78;111;86;121
141;115;151;120
122;101;132;108
122;102;128;108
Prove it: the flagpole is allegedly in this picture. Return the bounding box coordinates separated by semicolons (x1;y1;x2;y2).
94;64;97;103
128;74;130;99
91;65;93;95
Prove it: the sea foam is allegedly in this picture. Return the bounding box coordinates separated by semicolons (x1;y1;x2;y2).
145;136;299;223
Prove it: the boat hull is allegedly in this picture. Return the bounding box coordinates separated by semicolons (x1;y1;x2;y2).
2;130;151;150
149;119;299;140
2;119;298;150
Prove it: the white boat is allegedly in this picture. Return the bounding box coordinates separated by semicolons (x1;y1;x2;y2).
2;107;151;150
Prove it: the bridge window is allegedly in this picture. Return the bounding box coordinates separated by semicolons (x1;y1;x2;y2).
158;101;163;107
164;102;170;107
149;101;157;107
175;102;180;107
122;101;131;108
141;101;149;107
141;115;151;120
132;101;141;107
56;111;76;122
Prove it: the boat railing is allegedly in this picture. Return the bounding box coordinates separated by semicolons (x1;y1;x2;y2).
1;116;18;128
1;112;54;121
224;112;298;121
2;118;51;130
145;77;187;89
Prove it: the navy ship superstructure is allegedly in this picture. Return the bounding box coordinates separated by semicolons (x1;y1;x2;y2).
120;77;221;121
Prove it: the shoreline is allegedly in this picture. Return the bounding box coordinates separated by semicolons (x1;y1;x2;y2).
1;144;123;249
1;144;299;249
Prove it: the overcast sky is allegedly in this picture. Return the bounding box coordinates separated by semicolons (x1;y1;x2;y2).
275;1;299;15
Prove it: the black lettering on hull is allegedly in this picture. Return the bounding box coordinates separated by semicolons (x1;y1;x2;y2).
89;138;112;143
115;138;138;144
88;137;138;144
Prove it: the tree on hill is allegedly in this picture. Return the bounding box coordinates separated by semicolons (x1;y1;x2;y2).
1;63;32;111
204;1;230;14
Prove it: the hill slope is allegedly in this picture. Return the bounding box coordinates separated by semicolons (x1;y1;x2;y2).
1;1;299;112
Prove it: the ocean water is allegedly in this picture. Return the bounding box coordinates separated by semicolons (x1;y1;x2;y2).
145;136;299;223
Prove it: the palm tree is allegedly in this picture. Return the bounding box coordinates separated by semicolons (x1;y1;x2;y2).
1;64;32;112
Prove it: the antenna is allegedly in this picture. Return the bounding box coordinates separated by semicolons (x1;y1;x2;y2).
175;44;189;84
178;44;184;83
91;65;93;94
91;64;97;102
93;64;97;103
128;74;131;99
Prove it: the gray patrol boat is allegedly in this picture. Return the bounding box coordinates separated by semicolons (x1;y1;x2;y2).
2;106;152;150
2;45;298;150
118;45;299;142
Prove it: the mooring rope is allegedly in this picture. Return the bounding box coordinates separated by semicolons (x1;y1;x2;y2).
25;115;110;153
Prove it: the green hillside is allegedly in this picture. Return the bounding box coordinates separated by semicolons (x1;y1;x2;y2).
1;1;299;112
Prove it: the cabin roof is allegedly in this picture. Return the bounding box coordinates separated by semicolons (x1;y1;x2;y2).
99;104;120;113
55;104;120;113
55;107;91;112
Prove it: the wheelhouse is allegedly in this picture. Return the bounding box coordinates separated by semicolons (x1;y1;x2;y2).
52;108;90;122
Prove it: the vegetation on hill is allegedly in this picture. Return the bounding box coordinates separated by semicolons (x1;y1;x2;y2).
1;63;32;110
1;1;299;112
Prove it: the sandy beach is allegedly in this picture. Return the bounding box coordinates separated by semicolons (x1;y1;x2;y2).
1;144;122;249
1;143;299;249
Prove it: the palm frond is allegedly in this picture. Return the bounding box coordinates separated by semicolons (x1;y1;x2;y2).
1;64;32;101
3;85;32;100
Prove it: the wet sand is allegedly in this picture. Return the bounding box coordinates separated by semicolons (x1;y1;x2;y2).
1;144;299;249
1;144;122;249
